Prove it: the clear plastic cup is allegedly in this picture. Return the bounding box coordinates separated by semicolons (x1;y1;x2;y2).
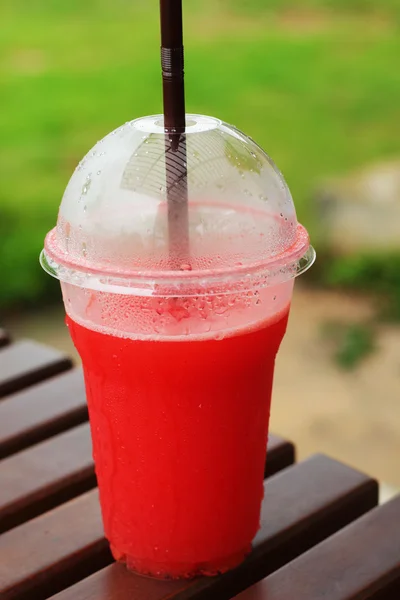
41;115;315;579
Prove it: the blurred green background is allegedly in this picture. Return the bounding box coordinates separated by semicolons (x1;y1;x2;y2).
1;0;400;311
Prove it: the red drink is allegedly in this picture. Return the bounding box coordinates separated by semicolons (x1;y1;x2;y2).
41;115;314;580
67;304;289;579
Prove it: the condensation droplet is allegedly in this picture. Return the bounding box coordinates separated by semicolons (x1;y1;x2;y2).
180;263;192;271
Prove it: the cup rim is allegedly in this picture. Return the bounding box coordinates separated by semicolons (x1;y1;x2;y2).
40;224;315;296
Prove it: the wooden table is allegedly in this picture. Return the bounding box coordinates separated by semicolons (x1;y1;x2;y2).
0;332;399;600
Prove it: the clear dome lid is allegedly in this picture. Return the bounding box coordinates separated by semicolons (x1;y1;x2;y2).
41;114;314;296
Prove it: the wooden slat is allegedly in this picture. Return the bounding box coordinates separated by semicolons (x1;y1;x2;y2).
0;454;377;600
0;329;10;348
0;340;72;398
0;369;87;459
0;491;111;600
236;495;400;600
0;423;95;534
265;434;295;477
0;423;293;534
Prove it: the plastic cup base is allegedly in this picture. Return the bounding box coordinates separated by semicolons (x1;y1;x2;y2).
110;543;252;580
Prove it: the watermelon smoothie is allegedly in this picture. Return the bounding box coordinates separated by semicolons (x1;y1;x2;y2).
66;299;289;578
40;114;314;580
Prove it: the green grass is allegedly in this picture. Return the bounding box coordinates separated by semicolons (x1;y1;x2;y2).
321;320;376;370
1;1;400;309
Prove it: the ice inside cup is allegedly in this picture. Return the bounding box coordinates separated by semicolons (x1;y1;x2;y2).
40;114;315;578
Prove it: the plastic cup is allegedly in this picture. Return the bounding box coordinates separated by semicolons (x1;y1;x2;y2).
40;115;315;579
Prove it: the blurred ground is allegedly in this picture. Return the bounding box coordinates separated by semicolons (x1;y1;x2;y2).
7;285;400;490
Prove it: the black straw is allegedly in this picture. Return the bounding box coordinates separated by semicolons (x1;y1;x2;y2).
160;0;189;267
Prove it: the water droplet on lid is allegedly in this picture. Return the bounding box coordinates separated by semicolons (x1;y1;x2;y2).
97;170;101;175
83;205;87;212
251;152;257;158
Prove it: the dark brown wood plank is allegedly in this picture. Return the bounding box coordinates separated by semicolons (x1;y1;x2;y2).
1;454;377;600
0;491;112;600
0;423;95;534
0;368;87;459
0;329;10;348
0;340;72;398
236;494;400;600
265;434;295;477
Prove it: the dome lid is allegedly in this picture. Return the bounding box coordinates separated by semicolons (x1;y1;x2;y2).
41;114;314;296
